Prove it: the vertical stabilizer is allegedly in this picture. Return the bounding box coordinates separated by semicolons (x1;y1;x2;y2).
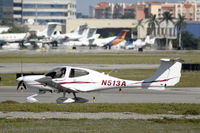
76;24;88;35
143;58;183;88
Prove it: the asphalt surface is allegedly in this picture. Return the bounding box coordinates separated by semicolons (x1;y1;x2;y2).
0;63;159;73
0;86;200;103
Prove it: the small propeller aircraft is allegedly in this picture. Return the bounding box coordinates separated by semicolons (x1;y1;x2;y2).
16;58;183;103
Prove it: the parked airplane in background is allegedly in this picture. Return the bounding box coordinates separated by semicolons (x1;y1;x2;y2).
64;24;88;41
0;32;30;49
35;22;60;39
0;26;10;34
125;36;156;50
65;28;100;47
51;24;88;42
0;33;29;43
16;58;183;103
88;30;128;49
103;30;128;48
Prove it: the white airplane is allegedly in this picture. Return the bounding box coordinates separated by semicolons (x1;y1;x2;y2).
0;26;10;34
0;22;60;49
0;32;30;49
93;30;128;48
51;24;88;42
24;22;63;48
126;36;156;49
16;58;183;103
65;24;88;41
0;33;29;43
36;22;61;39
65;28;100;46
89;30;128;49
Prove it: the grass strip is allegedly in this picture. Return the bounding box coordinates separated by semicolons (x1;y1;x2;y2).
0;118;200;133
0;102;200;115
0;53;200;64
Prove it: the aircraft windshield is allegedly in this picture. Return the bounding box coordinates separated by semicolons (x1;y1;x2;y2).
45;67;66;79
69;68;89;78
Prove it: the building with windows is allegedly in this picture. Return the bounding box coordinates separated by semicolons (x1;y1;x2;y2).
94;2;114;19
13;0;76;24
0;0;76;25
93;1;200;21
149;1;198;21
0;0;13;22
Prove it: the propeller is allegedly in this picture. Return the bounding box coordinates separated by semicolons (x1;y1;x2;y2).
16;61;27;91
17;80;27;90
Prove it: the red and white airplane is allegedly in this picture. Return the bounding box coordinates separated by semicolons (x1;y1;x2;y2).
17;58;183;103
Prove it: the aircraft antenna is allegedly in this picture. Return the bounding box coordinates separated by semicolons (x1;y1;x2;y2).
21;60;23;77
107;69;116;75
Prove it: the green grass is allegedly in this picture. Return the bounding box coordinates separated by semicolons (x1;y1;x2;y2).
0;73;18;86
0;53;200;64
1;69;200;87
0;118;200;133
0;102;200;115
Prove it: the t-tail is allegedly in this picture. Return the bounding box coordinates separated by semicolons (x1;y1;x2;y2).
38;22;60;38
140;58;183;90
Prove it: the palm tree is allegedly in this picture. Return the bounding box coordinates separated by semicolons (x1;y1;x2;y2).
135;19;144;39
146;14;159;36
160;12;174;49
175;14;187;49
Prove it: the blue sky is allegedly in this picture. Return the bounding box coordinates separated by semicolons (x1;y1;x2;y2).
76;0;178;15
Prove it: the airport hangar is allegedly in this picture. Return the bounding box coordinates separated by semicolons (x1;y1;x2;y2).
65;19;147;39
27;19;148;39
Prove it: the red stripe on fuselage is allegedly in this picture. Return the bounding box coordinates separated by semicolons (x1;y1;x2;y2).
59;81;96;84
134;77;175;84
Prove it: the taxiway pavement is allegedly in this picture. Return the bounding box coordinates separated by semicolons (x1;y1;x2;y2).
0;63;159;73
0;86;200;103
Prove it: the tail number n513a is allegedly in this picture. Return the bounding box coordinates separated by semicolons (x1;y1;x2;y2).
101;80;126;86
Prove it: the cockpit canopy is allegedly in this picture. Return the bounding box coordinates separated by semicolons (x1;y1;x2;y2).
45;67;90;79
45;67;66;79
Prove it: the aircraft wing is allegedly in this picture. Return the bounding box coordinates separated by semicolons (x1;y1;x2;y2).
36;77;78;93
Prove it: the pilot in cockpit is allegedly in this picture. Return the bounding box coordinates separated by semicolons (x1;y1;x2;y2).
60;68;66;78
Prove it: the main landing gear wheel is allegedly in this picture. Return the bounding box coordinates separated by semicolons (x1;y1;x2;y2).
56;92;77;103
56;97;75;103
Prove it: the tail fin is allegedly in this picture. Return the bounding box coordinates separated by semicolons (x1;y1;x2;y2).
105;30;128;47
76;24;88;35
47;23;58;37
144;36;155;45
118;30;128;39
40;22;59;37
143;58;183;89
87;28;97;39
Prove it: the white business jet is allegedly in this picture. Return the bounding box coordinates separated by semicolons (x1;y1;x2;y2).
0;32;30;49
126;36;156;49
35;22;61;39
66;28;100;47
0;33;29;42
0;26;10;34
51;24;89;42
16;58;183;103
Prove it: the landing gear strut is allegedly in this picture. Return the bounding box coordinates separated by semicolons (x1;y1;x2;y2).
26;91;46;103
73;92;77;100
